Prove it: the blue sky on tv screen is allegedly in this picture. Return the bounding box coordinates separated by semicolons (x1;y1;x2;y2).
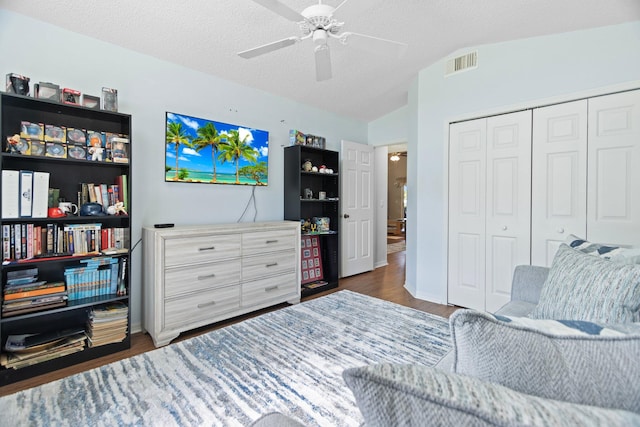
165;112;269;184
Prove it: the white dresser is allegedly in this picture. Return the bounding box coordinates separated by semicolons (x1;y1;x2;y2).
142;221;300;347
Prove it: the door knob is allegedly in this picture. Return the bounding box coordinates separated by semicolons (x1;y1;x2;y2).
557;228;565;234
502;226;508;231
343;214;350;218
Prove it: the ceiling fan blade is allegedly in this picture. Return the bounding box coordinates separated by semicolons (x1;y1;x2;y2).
333;0;350;13
250;0;305;22
341;32;408;59
315;45;332;81
238;36;300;59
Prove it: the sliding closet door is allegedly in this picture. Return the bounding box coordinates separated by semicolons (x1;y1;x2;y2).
531;100;588;267
485;111;532;313
448;118;486;311
588;89;640;246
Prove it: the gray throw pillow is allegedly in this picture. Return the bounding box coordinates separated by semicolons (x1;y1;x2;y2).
529;244;640;322
342;364;640;427
566;234;640;264
451;309;640;413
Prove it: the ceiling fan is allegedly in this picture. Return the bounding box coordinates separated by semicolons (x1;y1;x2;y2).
238;0;408;81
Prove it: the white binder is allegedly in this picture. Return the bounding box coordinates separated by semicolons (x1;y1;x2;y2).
32;171;50;218
19;170;33;218
1;170;20;218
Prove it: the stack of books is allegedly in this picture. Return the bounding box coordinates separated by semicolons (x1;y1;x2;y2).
1;328;86;370
87;302;128;347
3;268;68;317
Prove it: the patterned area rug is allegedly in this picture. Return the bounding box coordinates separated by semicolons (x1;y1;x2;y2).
0;290;451;426
387;241;406;254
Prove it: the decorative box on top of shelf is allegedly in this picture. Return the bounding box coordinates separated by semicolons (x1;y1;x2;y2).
0;92;132;386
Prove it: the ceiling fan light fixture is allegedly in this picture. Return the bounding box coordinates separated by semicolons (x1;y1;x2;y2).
390;153;400;162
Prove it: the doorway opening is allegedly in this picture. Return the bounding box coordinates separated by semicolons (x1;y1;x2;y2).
386;145;407;256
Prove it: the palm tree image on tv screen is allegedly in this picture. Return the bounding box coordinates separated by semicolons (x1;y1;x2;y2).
165;112;269;185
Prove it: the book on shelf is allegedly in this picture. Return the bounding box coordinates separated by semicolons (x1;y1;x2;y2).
1;223;129;262
303;280;329;289
64;256;126;300
4;282;66;301
78;178;128;209
2;295;68;317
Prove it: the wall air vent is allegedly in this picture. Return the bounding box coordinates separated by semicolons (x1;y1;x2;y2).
445;51;478;76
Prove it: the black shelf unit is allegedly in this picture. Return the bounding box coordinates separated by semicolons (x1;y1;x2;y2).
284;145;339;296
0;93;131;385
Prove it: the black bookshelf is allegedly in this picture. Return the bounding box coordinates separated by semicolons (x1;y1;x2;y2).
284;145;339;296
0;93;132;385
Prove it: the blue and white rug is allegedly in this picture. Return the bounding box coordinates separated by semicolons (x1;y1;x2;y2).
0;290;451;426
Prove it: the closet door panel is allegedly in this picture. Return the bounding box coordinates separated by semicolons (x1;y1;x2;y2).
485;111;532;313
588;90;640;246
532;100;587;266
448;119;486;311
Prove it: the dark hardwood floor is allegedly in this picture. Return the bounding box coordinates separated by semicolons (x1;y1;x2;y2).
0;241;457;397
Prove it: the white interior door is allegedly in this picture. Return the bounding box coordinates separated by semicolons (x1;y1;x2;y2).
532;100;588;266
587;89;640;246
448;118;486;311
485;110;532;313
340;140;374;278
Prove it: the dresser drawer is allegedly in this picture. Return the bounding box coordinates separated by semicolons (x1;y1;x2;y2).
164;260;241;298
164;234;241;267
242;273;298;307
242;250;296;281
242;229;296;255
164;285;240;330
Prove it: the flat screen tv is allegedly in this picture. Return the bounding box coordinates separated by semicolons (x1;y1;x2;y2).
165;112;269;186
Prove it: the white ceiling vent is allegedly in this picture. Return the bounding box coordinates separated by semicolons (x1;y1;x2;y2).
445;51;478;76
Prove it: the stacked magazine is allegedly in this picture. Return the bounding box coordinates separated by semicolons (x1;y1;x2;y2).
87;302;128;347
1;328;86;370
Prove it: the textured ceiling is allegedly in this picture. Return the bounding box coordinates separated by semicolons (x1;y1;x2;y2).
1;0;639;121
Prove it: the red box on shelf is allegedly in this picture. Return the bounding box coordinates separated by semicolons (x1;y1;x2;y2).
300;235;323;284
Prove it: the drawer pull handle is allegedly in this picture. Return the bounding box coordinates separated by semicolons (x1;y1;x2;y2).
266;262;278;267
266;239;279;244
265;285;279;292
199;246;215;251
197;274;216;280
197;301;216;309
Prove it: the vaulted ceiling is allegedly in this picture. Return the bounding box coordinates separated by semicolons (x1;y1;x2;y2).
1;0;639;121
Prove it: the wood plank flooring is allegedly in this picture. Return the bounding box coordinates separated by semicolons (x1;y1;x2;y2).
0;245;457;397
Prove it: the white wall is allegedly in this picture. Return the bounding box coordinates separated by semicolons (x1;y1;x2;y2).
408;21;640;303
0;9;367;332
368;105;408;146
